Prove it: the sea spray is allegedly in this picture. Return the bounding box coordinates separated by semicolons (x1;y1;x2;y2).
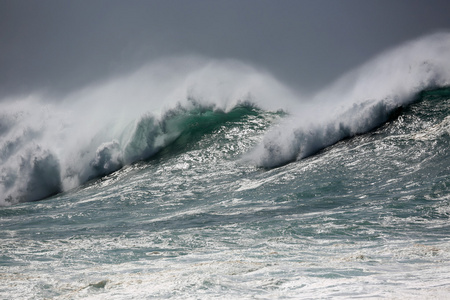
246;32;450;167
0;58;296;205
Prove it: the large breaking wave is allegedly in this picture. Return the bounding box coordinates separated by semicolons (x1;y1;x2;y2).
0;58;296;205
1;32;450;205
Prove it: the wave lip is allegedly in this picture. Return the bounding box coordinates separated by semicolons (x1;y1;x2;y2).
245;32;450;168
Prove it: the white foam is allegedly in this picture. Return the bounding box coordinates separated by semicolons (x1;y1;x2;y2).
2;234;449;299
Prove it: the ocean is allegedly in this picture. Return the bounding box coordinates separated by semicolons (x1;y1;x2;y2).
1;33;450;299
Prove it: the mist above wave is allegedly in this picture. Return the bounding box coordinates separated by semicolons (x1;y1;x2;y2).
245;32;450;167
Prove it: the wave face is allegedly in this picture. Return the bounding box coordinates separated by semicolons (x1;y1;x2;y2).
1;32;450;205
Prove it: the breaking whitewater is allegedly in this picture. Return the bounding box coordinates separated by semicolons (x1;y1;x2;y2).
1;33;450;299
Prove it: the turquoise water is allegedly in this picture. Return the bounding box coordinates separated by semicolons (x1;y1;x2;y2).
1;34;450;299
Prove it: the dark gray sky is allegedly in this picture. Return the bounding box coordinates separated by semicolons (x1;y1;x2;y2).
1;0;450;98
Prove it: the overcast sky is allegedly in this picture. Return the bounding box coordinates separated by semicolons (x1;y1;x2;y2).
1;0;450;98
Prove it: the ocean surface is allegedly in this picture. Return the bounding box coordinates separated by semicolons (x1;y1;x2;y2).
1;33;450;299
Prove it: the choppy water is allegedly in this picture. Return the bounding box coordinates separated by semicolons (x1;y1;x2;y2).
1;33;450;299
